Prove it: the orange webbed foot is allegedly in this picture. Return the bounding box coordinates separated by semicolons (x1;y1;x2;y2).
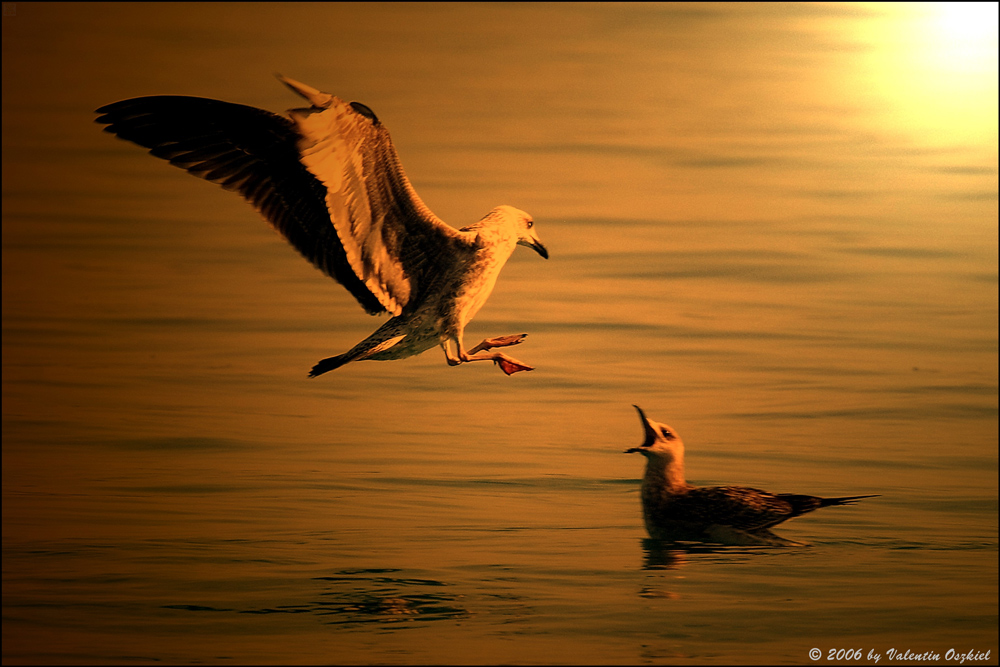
495;357;534;375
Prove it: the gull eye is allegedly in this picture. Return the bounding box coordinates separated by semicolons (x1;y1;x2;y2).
526;220;534;229
661;428;674;440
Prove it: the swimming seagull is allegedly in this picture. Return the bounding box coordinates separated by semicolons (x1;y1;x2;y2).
626;406;878;546
95;76;548;377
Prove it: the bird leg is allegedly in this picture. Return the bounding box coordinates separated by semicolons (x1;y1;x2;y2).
466;334;527;355
441;334;534;375
467;334;533;374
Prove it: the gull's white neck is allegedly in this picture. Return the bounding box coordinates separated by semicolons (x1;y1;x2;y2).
452;227;519;327
642;452;689;493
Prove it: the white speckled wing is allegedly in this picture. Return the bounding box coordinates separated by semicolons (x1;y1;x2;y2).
282;77;465;316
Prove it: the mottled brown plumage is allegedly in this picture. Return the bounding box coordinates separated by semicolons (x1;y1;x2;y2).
95;76;547;377
625;406;877;545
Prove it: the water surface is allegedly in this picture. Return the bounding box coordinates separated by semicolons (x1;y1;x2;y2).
3;3;997;664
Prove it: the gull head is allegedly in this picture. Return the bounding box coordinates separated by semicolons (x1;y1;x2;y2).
465;205;548;259
625;405;685;463
499;205;549;259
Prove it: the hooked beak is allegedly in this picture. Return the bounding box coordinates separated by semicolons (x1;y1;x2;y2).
624;404;657;453
519;238;549;259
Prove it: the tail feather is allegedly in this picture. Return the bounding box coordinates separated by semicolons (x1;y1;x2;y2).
820;494;880;507
308;354;349;378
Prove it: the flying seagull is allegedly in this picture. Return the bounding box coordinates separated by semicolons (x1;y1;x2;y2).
626;406;878;546
95;76;548;377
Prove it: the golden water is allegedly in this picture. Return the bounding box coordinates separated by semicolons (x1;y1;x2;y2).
3;3;997;664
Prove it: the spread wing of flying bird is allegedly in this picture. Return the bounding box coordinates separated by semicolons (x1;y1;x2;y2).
95;76;548;377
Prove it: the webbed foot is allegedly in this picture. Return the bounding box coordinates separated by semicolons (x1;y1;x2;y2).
469;334;527;354
494;354;534;375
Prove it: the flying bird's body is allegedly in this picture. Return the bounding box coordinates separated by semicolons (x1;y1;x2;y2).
95;76;547;377
626;406;877;546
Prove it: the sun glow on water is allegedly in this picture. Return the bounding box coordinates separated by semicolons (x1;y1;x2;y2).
933;1;999;51
852;2;999;146
920;1;999;80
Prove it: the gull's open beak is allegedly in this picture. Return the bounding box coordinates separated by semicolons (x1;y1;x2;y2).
624;404;657;453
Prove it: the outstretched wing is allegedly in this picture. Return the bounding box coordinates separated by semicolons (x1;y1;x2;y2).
279;76;468;316
95;95;384;314
95;80;465;316
664;486;807;531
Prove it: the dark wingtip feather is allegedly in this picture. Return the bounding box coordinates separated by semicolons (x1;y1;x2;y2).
308;354;349;378
821;494;880;507
348;101;379;125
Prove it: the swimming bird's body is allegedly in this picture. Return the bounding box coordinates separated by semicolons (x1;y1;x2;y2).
626;406;877;546
96;76;547;377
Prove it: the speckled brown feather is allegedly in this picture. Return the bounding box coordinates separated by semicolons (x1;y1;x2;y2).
286;79;469;316
646;486;849;532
